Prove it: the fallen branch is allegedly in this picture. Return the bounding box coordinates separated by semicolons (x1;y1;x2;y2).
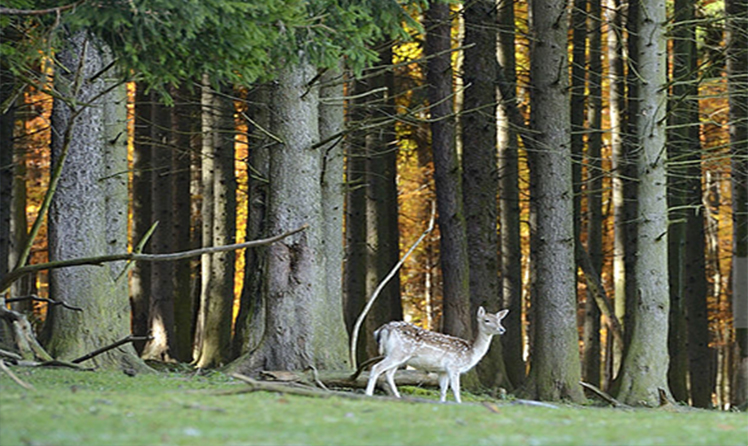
72;335;153;364
0;360;35;390
350;221;435;369
1;225;308;293
580;381;627;408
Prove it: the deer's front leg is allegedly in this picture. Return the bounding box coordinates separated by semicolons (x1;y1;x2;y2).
449;370;461;403
438;373;450;402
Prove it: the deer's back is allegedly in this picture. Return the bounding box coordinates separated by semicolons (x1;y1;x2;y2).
376;321;472;371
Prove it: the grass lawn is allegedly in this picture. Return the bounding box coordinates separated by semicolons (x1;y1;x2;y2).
0;367;745;446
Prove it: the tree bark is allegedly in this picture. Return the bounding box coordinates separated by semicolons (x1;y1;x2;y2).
524;0;585;403
497;0;525;389
426;2;471;340
615;0;671;406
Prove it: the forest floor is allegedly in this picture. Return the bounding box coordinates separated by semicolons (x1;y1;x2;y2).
0;367;746;446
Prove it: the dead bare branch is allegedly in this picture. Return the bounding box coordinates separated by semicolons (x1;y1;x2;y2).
0;360;35;390
1;225;308;293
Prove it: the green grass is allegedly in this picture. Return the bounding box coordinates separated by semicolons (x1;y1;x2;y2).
1;368;745;446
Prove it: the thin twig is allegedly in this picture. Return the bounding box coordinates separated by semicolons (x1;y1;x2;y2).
5;295;83;312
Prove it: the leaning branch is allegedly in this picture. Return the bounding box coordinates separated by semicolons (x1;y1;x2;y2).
349;220;435;370
72;335;152;364
0;225;307;293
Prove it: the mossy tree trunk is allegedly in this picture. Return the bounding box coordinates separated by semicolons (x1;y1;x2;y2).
229;56;349;373
43;30;145;371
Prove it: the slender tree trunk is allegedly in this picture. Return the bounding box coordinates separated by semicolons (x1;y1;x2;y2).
606;0;627;384
426;2;471;340
365;47;402;357
462;0;507;389
44;30;145;371
194;81;236;368
726;0;748;409
142;96;176;361
130;84;153;353
229;56;348;372
0;64;12;283
345;78;371;364
497;0;525;389
171;84;198;362
524;0;585;403
570;0;587;267
233;85;271;358
616;0;671;406
669;0;710;406
583;0;603;388
319;62;348;357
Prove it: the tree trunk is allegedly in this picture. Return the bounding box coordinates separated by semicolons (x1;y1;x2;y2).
229;56;348;372
615;0;671;406
319;62;348;356
583;0;603;388
142;96;176;361
524;0;585;403
0;62;13;286
130;84;153;354
233;85;271;359
365;47;403;358
44;30;145;371
345;78;371;364
497;0;525;389
726;0;748;409
426;1;471;340
669;0;710;406
462;0;507;390
171;84;198;362
606;0;627;385
194;81;236;368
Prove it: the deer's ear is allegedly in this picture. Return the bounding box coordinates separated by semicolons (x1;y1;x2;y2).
478;306;486;318
497;309;509;319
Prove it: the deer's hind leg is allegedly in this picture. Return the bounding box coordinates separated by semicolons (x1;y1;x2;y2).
365;356;406;397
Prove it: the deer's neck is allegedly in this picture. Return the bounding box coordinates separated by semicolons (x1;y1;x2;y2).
466;331;494;368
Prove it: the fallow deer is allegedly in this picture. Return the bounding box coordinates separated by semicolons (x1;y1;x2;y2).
365;307;509;403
